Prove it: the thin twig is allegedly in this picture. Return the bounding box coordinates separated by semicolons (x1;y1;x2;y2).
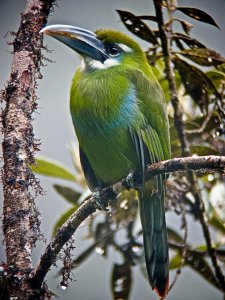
186;108;215;134
191;178;225;291
168;200;188;292
30;155;225;288
169;240;225;261
153;0;190;157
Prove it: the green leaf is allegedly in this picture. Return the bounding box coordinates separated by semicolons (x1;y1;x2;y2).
194;243;224;252
218;63;225;73
209;212;225;234
206;70;225;81
206;70;225;91
116;10;158;45
178;49;225;67
170;254;182;270
169;123;181;157
195;244;208;252
176;7;220;29
52;206;78;236
30;157;76;181
53;184;82;205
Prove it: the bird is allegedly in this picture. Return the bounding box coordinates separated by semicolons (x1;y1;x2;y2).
41;24;171;298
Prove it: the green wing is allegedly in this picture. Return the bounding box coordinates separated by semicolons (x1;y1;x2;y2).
129;68;170;296
128;67;170;178
136;68;170;161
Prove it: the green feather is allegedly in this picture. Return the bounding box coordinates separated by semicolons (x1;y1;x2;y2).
70;33;170;297
43;25;171;297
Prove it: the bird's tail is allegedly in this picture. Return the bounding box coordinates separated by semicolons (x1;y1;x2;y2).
139;181;169;298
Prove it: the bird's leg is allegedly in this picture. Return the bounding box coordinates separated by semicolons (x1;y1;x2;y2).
92;188;108;211
123;170;143;190
125;171;135;189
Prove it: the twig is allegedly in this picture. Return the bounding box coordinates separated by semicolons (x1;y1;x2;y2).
168;198;188;292
30;155;225;288
153;0;190;157
191;179;225;292
186;108;214;134
169;240;225;261
29;194;99;288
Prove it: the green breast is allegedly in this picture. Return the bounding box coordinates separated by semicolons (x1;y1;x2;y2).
70;68;144;185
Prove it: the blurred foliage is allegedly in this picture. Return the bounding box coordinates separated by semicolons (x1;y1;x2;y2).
32;1;225;299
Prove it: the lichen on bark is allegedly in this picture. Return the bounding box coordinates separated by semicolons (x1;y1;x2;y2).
1;0;55;299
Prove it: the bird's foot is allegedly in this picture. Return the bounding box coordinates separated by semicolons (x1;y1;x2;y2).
123;171;143;190
92;188;108;211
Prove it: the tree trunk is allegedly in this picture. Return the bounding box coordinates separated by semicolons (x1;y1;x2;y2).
1;1;55;299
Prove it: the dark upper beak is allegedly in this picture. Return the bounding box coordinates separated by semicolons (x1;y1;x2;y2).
40;24;108;62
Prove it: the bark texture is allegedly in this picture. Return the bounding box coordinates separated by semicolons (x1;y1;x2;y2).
1;0;55;299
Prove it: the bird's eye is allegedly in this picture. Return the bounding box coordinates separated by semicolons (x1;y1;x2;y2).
107;44;121;57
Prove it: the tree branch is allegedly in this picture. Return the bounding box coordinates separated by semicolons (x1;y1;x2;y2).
1;0;55;270
30;155;225;288
191;180;225;292
153;0;190;157
144;155;225;179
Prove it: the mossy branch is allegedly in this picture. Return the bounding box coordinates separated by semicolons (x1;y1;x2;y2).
1;0;55;299
30;155;225;288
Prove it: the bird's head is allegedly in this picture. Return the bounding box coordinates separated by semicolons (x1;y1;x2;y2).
40;25;148;72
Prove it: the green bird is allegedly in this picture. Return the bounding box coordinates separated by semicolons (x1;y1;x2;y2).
41;24;171;298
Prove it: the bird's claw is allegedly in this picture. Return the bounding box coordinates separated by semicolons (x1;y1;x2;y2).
92;189;108;211
125;171;135;189
123;171;143;190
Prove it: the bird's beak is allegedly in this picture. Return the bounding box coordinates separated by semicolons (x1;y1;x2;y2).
40;24;108;62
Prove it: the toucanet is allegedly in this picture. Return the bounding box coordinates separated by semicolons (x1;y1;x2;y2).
41;24;171;298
